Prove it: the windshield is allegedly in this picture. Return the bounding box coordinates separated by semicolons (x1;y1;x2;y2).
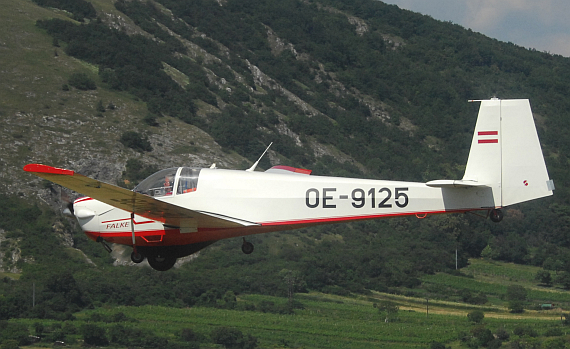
177;167;201;194
134;168;178;197
134;167;202;197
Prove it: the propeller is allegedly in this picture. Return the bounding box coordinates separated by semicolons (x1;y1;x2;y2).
60;188;75;217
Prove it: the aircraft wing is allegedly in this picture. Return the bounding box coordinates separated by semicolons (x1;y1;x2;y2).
23;164;259;229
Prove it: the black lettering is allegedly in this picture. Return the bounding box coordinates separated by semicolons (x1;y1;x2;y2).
378;188;392;208
352;189;365;208
306;188;319;208
368;188;375;208
395;187;409;208
323;188;336;208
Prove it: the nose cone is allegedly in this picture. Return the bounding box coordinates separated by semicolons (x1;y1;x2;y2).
75;208;96;219
73;197;97;231
72;197;116;234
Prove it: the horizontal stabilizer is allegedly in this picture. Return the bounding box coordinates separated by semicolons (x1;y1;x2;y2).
425;180;488;188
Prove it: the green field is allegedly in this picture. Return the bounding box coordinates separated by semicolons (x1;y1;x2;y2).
6;259;570;348
10;295;567;349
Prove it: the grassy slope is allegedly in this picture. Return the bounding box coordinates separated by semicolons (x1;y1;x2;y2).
0;0;247;195
422;259;570;306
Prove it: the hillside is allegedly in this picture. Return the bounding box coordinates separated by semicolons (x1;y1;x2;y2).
2;0;570;322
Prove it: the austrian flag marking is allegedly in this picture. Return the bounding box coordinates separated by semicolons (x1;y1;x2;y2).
478;131;498;144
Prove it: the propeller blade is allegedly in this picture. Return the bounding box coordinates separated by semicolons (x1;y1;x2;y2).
60;187;75;217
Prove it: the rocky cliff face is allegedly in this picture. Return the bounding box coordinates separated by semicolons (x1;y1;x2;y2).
0;0;406;272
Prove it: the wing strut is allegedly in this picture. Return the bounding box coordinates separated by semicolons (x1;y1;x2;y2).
131;212;136;249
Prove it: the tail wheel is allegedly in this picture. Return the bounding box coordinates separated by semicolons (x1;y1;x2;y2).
241;238;254;254
489;209;504;223
147;254;177;271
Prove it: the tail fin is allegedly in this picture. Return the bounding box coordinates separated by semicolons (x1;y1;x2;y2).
463;98;554;207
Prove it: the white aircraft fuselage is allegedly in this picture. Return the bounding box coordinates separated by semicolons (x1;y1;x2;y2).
25;99;554;270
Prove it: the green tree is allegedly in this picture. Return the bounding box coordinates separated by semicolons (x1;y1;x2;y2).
68;72;96;90
506;285;527;301
120;131;152;152
430;342;446;349
0;323;29;346
555;272;570;290
480;245;496;259
96;99;105;113
81;324;108;346
279;269;302;307
180;328;198;342
467;310;484;323
471;326;494;347
0;340;19;349
506;285;527;313
495;327;510;341
544;337;566;349
220;291;237;309
33;323;44;337
211;327;257;349
374;301;399;322
143;113;159;126
535;270;552;286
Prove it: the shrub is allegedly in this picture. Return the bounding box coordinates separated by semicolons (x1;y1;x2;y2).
544;338;566;349
96;100;105;113
495;327;510;341
513;325;538;337
375;300;399;322
180;328;198;342
535;270;552;286
509;300;524;313
467;310;484;323
471;326;494;347
143;113;160;126
120;131;152;152
0;340;19;349
68;72;96;90
81;324;108;346
167;342;200;349
211;327;257;349
430;342;446;349
544;327;563;336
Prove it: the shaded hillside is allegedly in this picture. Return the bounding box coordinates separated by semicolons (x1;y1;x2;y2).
2;0;570;313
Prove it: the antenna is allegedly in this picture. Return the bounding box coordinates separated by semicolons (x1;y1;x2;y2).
246;142;273;172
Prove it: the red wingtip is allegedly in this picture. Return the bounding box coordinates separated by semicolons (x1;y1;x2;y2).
23;164;74;176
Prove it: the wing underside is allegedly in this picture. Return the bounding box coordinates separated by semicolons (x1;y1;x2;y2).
24;164;258;229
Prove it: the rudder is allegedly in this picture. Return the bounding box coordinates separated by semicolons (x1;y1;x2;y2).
500;99;553;206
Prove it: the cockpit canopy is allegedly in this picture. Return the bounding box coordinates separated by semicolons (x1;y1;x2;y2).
134;167;201;197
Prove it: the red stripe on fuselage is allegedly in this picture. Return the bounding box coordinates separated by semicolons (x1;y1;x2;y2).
86;209;485;247
74;197;93;204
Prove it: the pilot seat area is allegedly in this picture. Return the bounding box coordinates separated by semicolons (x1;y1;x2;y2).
134;167;201;197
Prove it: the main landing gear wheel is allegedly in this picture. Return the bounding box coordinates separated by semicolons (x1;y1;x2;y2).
489;209;504;223
131;251;144;264
241;238;254;255
147;254;177;271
